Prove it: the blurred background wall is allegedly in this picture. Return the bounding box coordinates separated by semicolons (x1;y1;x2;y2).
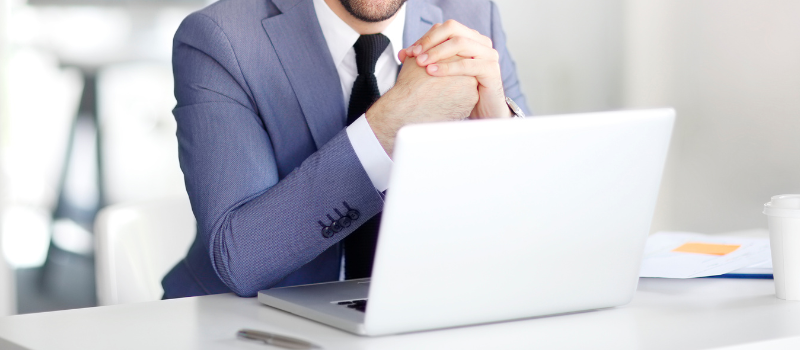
622;0;800;234
495;0;625;116
0;0;798;314
496;0;800;234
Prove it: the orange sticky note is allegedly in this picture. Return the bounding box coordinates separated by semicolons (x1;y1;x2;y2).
672;242;741;256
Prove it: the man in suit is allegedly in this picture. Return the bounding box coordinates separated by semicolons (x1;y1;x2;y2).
162;0;529;298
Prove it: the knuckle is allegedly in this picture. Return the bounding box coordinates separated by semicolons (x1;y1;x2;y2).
489;49;500;62
480;35;493;47
446;62;459;74
440;63;452;74
419;36;432;46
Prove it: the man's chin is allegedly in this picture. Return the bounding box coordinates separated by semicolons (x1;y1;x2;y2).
339;0;406;23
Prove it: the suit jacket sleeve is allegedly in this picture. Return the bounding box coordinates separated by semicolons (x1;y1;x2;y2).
491;1;531;115
172;12;384;297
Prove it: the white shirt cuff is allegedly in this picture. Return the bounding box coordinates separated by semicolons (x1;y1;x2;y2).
346;114;393;192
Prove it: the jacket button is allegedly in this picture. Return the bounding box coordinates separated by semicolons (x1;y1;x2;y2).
338;216;352;228
346;209;360;221
331;220;343;232
321;226;335;238
343;202;360;220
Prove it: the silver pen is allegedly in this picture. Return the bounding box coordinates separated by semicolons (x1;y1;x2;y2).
236;329;322;350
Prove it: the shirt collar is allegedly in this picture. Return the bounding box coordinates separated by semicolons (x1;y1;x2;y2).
314;0;406;67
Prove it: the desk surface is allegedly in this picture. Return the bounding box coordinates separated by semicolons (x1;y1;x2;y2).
1;278;799;350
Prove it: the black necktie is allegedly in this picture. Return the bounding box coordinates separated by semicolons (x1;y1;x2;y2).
347;33;391;125
344;34;390;279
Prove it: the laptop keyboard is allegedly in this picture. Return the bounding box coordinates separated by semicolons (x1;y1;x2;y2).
337;299;367;312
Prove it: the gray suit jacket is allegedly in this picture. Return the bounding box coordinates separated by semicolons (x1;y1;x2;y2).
162;0;529;298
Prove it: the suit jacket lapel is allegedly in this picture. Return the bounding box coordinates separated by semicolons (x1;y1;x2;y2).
261;0;443;149
403;0;443;48
263;0;346;149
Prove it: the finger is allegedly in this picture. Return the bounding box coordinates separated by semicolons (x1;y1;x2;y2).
398;49;408;63
427;58;502;89
428;58;508;119
411;20;492;55
404;40;422;57
416;36;498;66
407;22;442;56
413;21;488;54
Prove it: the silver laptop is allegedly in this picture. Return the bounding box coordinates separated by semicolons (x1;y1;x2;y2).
258;109;675;336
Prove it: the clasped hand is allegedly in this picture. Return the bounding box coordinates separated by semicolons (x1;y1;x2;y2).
400;19;511;119
365;20;509;156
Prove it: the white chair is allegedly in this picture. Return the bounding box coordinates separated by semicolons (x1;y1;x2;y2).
94;196;196;305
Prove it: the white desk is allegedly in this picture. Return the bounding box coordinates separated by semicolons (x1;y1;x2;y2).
1;278;799;350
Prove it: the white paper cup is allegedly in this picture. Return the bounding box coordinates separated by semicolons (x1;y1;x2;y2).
764;194;800;300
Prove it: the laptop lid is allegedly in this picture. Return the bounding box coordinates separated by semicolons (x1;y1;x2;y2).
364;109;674;335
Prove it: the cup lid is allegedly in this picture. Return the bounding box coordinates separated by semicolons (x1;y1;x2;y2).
764;194;800;218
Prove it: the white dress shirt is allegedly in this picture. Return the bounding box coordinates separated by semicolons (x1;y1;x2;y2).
313;0;404;192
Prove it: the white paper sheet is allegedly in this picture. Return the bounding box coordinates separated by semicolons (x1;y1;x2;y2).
729;260;773;275
639;231;772;278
